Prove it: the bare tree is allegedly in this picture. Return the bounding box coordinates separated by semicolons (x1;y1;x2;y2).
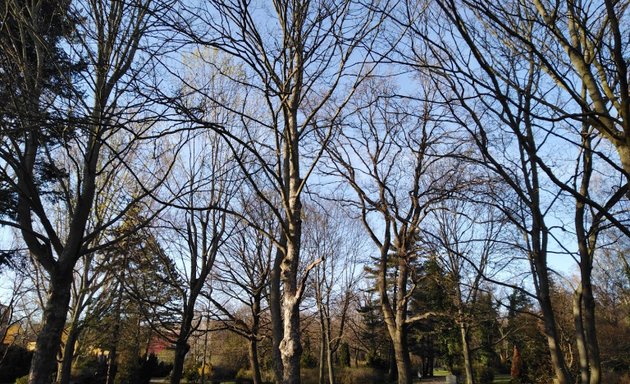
169;2;389;382
324;79;456;384
303;204;364;384
395;1;630;382
0;0;176;382
148;129;241;384
429;201;507;384
209;194;277;384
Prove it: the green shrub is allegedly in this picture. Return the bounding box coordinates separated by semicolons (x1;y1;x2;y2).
15;375;29;384
450;366;463;378
183;361;201;384
473;365;494;384
300;352;317;368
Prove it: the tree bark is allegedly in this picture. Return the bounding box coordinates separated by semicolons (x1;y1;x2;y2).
279;297;302;384
318;330;326;384
391;329;411;384
170;316;193;384
28;273;73;384
573;288;590;384
248;337;262;384
459;320;474;384
270;247;285;384
582;279;601;384
534;261;572;384
57;322;80;384
326;326;335;384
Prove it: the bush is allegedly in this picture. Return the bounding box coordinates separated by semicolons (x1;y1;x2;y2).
338;343;351;367
71;354;107;384
365;353;387;370
15;375;29;384
473;365;494;384
602;372;630;384
183;361;201;384
300;352;317;368
450;366;463;378
337;367;385;384
0;345;32;382
210;365;237;380
139;353;172;378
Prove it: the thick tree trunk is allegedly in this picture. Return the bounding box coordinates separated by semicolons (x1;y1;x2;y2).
279;297;302;384
574;289;590;384
536;266;572;384
28;273;73;384
391;329;411;384
170;324;192;384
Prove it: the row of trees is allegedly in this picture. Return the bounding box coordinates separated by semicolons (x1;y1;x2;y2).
1;0;629;384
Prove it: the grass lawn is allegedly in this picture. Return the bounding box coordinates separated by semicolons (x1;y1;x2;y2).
432;369;450;377
493;374;511;383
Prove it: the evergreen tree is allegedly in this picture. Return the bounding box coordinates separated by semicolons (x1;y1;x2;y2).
409;258;455;378
0;0;81;217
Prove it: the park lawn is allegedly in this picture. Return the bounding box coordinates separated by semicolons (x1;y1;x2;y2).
432;369;450;376
493;374;511;383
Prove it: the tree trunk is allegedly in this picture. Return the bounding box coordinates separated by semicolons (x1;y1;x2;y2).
249;338;262;384
535;265;572;384
459;321;474;384
105;344;118;384
170;330;192;384
573;288;590;384
278;165;304;384
270;247;285;384
279;296;301;384
57;323;80;384
28;273;73;384
326;321;335;384
318;332;325;384
391;330;411;384
582;279;601;384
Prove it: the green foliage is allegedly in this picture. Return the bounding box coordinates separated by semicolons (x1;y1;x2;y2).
71;354;107;382
15;375;29;384
505;288;552;383
356;292;389;365
338;342;351;367
473;364;494;384
0;0;83;219
409;258;456;372
473;292;501;368
115;351;140;384
183;360;201;384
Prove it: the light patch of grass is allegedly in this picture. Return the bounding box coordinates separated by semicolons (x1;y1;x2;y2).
493;374;511;383
433;369;450;377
